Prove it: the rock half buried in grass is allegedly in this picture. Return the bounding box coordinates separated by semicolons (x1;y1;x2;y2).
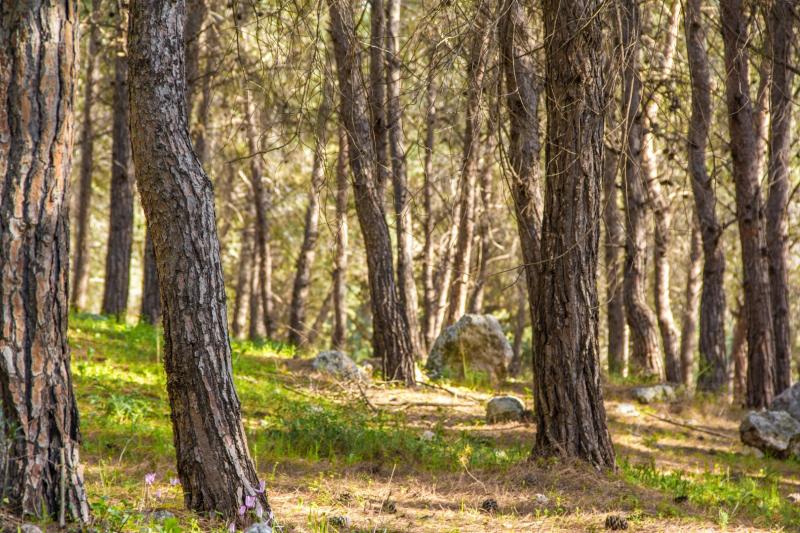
631;384;677;404
770;382;800;422
425;314;513;385
312;350;366;381
486;395;526;423
740;410;800;458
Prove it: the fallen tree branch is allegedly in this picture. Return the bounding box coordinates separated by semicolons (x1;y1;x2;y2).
645;412;733;441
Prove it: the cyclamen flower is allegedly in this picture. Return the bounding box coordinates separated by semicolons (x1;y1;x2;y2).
144;473;156;486
155;489;163;499
170;477;181;486
238;504;247;517
256;480;266;494
228;522;236;533
245;494;256;509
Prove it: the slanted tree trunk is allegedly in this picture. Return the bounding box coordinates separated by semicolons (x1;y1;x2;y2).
685;0;727;392
71;0;102;311
307;289;334;347
128;0;269;521
421;51;437;351
288;80;333;346
332;129;350;351
620;0;663;379
446;4;492;326
719;0;776;408
244;89;275;339
141;231;161;324
369;0;389;199
232;225;255;339
534;0;615;468
679;223;702;388
765;0;794;395
102;13;135;319
0;2;90;522
643;0;681;383
328;0;416;384
499;0;541;347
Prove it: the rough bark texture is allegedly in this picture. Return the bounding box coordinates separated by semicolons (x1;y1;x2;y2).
534;0;615;468
101;14;134;318
499;0;541;350
184;0;206;115
140;230;161;324
684;0;727;392
71;0;102;311
248;251;265;340
765;0;794;395
731;301;748;403
288;80;332;346
332;128;349;351
620;0;663;379
679;223;702;388
386;0;422;356
0;2;90;522
369;0;389;199
128;0;269;520
232;225;254;339
602;144;627;375
328;0;416;384
193;18;217;166
718;0;776;408
421;52;437;351
509;280;528;376
445;4;491;327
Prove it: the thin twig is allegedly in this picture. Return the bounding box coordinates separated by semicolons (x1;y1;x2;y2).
644;412;732;440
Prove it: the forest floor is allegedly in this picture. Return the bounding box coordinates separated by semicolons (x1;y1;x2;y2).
5;314;799;532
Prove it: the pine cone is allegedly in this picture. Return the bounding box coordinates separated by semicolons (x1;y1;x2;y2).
605;514;629;530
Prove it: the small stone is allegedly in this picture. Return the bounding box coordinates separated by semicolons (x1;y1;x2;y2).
327;515;351;528
480;498;499;513
615;403;640;417
312;350;366;381
605;514;629;530
486;395;526;423
245;523;273;533
632;384;676;404
742;445;765;458
18;526;43;533
534;493;549;506
420;430;436;441
787;493;800;504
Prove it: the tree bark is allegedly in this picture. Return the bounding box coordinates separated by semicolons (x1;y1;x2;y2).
602;143;627;376
765;0;794;395
445;4;492;326
128;0;269;521
421;50;437;351
620;0;663;379
288;80;333;346
679;222;702;388
71;0;102;311
332;128;350;351
307;288;334;347
194;17;218;166
731;301;748;404
509;280;528;376
328;0;416;384
0;2;90;522
534;0;615;468
232;225;255;339
369;0;389;200
248;250;265;341
718;0;776;408
101;13;135;319
685;0;727;393
140;230;161;324
184;0;207;116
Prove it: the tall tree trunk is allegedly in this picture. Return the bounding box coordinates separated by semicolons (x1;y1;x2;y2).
620;0;663;379
685;0;727;392
731;300;748;404
128;0;269;521
244;90;275;338
369;0;389;200
288;80;333;346
307;289;334;347
102;14;135;319
433;213;459;337
386;0;422;355
534;0;615;468
328;0;416;384
467;130;497;314
71;0;102;311
232;225;255;339
679;223;702;388
194;17;218;166
499;0;541;348
141;230;161;324
719;0;776;408
765;0;794;394
644;0;681;383
421;51;437;351
602;144;627;375
0;3;90;522
509;280;528;376
248;251;265;341
184;0;207;116
446;4;492;326
332;128;350;351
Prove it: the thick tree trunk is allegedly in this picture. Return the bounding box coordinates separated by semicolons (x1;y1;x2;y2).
534;0;615;468
498;0;541;350
679;223;702;388
386;0;422;356
288;81;332;346
184;0;207;116
0;2;90;522
421;53;437;351
369;0;389;199
332;129;350;351
71;0;102;311
602;144;627;375
128;0;269;521
446;4;491;326
731;301;748;403
719;0;776;408
328;0;416;384
244;90;275;338
765;0;794;394
232;225;255;339
140;230;161;324
685;0;727;393
194;18;218;166
620;0;663;379
101;15;135;319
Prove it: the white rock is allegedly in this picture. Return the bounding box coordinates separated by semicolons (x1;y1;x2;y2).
420;430;436;441
770;382;800;422
615;403;640;417
740;410;800;458
632;384;677;404
534;493;549;506
312;350;366;381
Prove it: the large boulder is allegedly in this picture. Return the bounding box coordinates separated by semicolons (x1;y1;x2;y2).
740;410;800;458
631;384;676;404
486;395;526;423
425;314;512;384
312;351;365;381
770;382;800;422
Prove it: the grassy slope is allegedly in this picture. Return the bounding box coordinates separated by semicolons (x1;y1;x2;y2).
10;314;797;531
